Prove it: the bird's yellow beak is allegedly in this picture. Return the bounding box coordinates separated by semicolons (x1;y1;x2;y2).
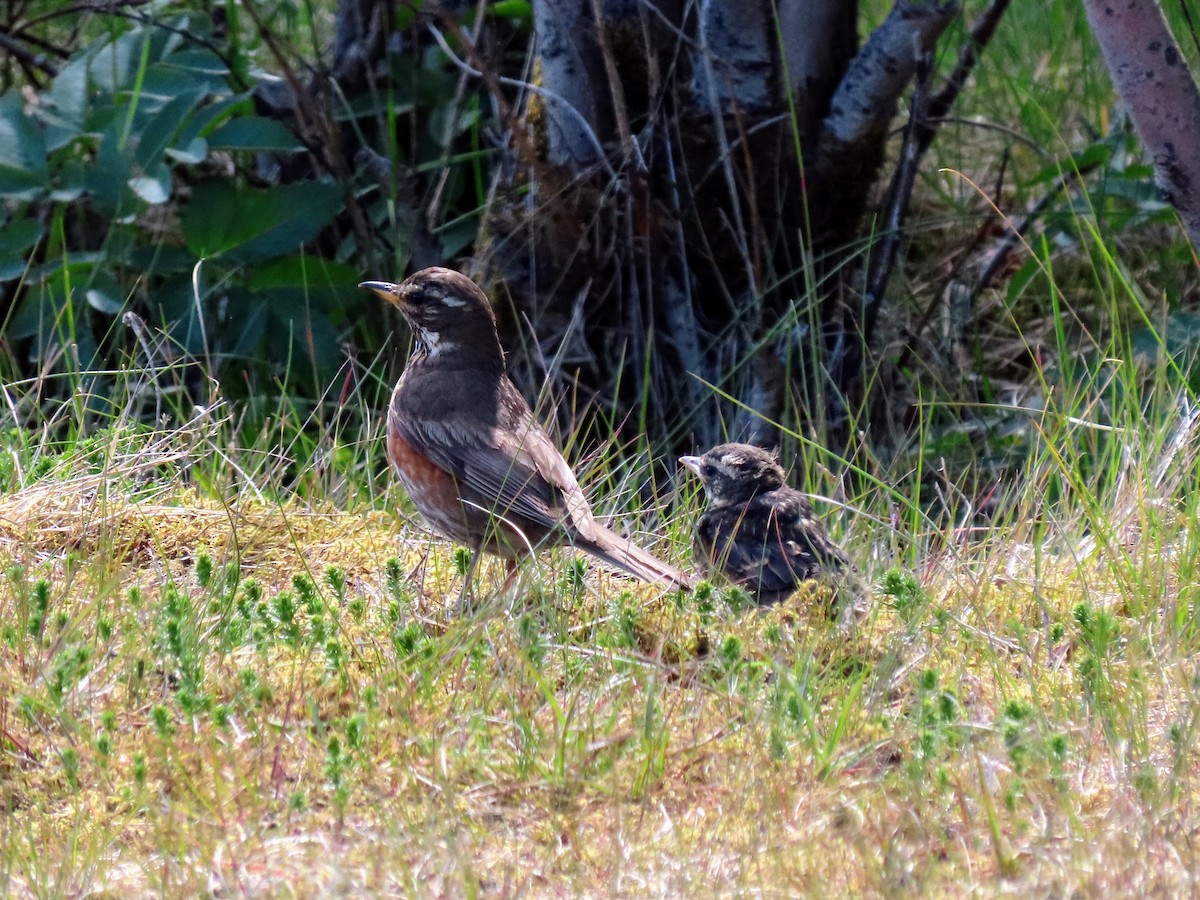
359;281;402;307
679;456;702;477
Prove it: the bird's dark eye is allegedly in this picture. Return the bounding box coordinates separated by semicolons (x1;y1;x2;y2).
702;463;717;477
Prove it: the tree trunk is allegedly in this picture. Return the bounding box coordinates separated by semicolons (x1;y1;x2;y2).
1083;0;1200;252
481;0;964;452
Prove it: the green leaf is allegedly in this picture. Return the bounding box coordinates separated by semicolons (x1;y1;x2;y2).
137;63;205;111
157;49;230;94
248;256;362;310
1027;142;1113;187
35;252;106;279
85;273;127;315
6;267;96;342
0;92;48;198
1120;163;1155;180
0;263;28;289
128;165;171;204
127;244;197;277
268;304;343;373
1131;310;1200;361
440;217;478;259
6;291;55;342
181;180;342;263
486;0;533;20
333;95;413;123
212;285;269;361
428;105;480;142
87;26;179;96
208;116;302;152
0;219;42;281
145;275;208;356
166;137;207;165
86;121;136;215
178;94;253;148
135;88;206;169
49;157;87;203
1004;257;1043;308
0;219;43;256
43;56;90;149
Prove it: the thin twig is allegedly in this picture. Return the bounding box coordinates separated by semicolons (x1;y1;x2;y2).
240;0;372;255
428;0;489;227
13;0;153;33
862;49;934;344
0;31;59;81
916;0;1013;156
427;22;615;179
589;0;642;170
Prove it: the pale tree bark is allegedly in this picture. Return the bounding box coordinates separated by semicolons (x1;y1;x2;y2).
823;1;959;146
692;0;777;115
1083;0;1200;252
779;0;859;124
532;0;610;169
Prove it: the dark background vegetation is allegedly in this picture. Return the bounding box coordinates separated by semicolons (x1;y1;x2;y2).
1;0;1198;499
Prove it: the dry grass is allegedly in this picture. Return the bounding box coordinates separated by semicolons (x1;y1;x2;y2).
1;421;1199;897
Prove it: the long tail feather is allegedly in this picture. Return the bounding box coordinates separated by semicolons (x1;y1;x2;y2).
580;528;695;590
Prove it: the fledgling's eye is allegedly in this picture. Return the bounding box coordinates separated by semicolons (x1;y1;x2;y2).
702;463;717;477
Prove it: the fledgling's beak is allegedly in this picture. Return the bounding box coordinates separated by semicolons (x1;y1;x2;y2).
359;281;402;307
679;455;702;477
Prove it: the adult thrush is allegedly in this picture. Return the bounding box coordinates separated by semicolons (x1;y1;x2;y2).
361;267;692;597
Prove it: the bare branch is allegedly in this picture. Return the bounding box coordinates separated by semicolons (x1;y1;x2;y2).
895;159;1100;374
0;31;59;83
823;0;958;146
917;0;1012;155
589;0;639;167
861;0;1015;342
862;48;934;343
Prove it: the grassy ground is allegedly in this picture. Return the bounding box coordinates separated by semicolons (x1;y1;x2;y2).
3;362;1200;895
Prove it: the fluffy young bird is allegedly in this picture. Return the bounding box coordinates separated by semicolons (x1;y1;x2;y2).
680;442;858;607
360;267;692;598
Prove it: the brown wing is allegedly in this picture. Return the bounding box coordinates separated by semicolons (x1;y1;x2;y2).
390;405;596;542
765;488;850;570
697;508;802;598
698;489;846;600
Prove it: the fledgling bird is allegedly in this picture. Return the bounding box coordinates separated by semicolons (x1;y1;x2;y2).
360;267;693;599
680;442;860;608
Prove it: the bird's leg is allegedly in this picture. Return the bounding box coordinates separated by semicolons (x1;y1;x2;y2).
497;559;522;597
454;548;482;614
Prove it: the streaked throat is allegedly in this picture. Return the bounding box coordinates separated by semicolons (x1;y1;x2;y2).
413;327;453;359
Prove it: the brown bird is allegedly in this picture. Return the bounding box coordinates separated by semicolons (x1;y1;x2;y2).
680;442;859;607
361;267;692;599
